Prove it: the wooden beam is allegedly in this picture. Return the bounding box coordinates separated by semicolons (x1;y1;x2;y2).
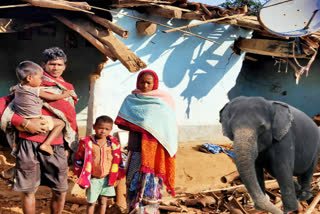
234;38;309;58
71;17;146;72
20;0;93;14
146;5;182;19
54;15;117;61
86;14;129;39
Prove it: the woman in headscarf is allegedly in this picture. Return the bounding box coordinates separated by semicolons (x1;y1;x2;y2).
115;70;178;214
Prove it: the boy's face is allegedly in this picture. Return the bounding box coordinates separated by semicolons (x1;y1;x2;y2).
43;58;66;78
93;122;113;139
27;70;43;87
137;73;154;92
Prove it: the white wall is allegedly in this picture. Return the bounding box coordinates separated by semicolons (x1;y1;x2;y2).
78;9;253;142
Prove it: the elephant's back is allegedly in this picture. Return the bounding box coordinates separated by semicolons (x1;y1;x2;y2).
290;106;320;173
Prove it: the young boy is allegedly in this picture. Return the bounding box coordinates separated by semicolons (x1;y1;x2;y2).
11;60;71;155
74;115;125;214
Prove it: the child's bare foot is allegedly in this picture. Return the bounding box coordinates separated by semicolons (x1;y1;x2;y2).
40;144;54;155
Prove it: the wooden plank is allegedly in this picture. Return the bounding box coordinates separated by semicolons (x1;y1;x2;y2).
235;38;309;58
20;0;93;14
70;17;146;72
87;14;129;39
54;15;117;61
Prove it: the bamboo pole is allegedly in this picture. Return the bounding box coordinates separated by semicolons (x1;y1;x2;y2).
163;14;244;33
54;15;117;61
0;4;32;9
221;171;240;184
90;6;221;45
86;14;129;39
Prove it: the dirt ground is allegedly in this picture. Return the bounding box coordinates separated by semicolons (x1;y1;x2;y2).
0;141;237;213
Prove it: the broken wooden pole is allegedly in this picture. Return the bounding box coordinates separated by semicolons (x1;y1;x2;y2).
71;17;146;72
86;14;129;39
54;15;117;61
86;58;108;136
221;170;240;184
136;21;157;35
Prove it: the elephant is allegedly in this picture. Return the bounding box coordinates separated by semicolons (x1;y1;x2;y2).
219;96;320;214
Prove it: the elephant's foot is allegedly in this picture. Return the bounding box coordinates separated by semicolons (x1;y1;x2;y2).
283;201;298;214
298;191;313;201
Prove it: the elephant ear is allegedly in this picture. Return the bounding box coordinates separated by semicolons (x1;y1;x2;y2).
219;102;229;123
272;101;294;141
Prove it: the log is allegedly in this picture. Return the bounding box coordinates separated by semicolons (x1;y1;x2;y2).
87;14;129;39
54;16;117;61
136;21;157;35
221;171;240;183
159;205;186;212
21;0;93;14
304;192;320;214
234;38;309;59
71;17;146;72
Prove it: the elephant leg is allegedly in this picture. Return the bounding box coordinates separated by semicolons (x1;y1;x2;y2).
255;165;265;194
294;180;301;198
297;158;317;201
275;171;298;212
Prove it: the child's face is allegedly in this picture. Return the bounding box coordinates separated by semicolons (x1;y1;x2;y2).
137;73;154;92
93;122;113;139
27;70;43;87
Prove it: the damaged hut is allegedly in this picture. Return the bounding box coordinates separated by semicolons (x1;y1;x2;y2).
1;0;320;143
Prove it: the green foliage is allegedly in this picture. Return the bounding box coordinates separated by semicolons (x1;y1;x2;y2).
220;0;266;15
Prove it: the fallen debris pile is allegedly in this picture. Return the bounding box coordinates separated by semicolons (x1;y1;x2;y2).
160;171;320;213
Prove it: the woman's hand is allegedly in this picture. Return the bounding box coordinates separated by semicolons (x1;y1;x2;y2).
19;118;47;134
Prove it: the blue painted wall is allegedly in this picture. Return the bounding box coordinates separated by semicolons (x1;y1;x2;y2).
229;54;320;118
92;9;253;142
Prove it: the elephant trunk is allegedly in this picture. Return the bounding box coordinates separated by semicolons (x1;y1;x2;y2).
233;128;282;214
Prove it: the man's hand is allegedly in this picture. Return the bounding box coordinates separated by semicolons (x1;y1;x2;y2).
61;90;72;98
20;118;47;134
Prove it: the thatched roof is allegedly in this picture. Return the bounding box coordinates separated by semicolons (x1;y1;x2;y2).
0;0;319;77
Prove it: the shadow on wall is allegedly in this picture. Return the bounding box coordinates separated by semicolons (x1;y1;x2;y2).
112;9;247;118
0;23;103;114
228;54;320;118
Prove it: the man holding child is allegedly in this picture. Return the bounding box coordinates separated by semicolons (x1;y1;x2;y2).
0;47;78;214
